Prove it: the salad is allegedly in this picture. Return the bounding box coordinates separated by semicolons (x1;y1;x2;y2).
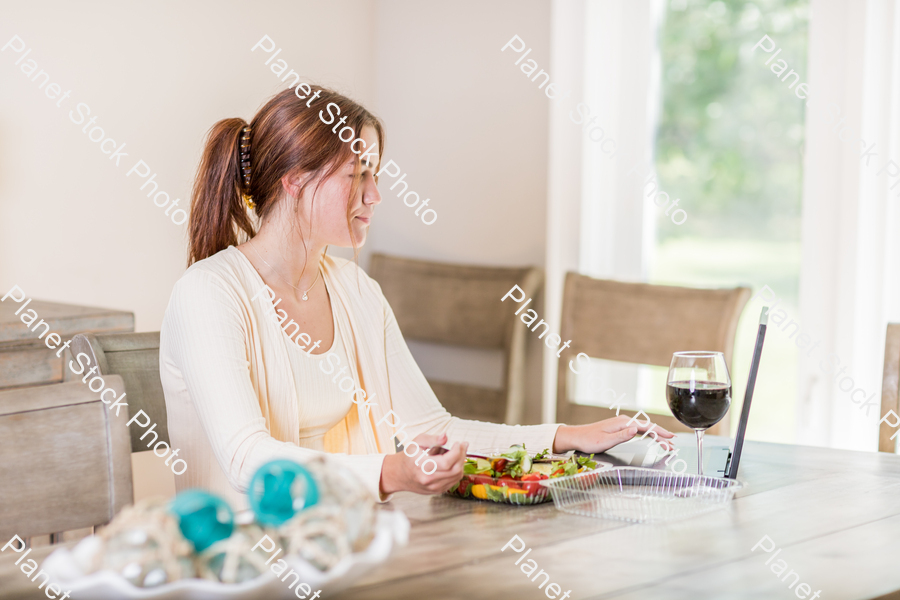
448;445;598;504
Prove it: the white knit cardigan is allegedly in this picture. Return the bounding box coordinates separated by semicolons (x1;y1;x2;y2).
160;246;561;508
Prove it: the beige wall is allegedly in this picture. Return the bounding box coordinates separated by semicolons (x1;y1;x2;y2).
365;0;549;266
365;0;551;424
1;0;377;332
1;0;552;500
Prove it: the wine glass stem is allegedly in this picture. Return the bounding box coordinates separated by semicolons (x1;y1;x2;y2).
696;429;705;475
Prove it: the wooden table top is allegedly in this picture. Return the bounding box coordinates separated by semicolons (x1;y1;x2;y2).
0;297;133;345
3;437;900;600
330;437;900;600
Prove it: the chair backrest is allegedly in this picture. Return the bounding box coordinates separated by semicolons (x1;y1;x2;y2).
879;323;900;453
369;253;542;424
71;332;167;451
556;273;751;435
0;377;133;541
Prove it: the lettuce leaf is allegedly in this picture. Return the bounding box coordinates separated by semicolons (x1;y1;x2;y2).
463;458;492;475
484;485;508;502
575;454;598;470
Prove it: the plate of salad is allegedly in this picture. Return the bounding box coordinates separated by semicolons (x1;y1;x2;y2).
447;445;612;505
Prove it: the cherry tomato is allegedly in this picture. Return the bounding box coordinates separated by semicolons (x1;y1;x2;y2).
522;481;543;495
498;474;524;490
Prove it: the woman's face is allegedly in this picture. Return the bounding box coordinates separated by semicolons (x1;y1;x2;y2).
298;124;382;248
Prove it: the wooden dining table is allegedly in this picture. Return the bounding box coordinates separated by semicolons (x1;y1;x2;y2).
2;436;900;600
330;436;900;600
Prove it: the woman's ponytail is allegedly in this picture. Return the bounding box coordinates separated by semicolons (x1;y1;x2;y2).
188;118;255;265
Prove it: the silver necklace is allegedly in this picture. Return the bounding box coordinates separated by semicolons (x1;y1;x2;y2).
248;240;322;301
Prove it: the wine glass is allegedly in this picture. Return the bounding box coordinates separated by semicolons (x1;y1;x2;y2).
666;351;732;475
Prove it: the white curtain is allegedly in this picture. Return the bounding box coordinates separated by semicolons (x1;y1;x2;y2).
798;0;900;450
544;0;586;422
548;0;900;452
579;0;663;282
544;0;662;422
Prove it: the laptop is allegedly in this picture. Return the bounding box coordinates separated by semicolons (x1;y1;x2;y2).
586;306;768;480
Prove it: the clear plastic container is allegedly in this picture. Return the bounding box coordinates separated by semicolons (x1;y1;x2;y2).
540;467;744;523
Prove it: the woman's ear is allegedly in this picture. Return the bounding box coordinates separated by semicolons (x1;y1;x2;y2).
280;173;305;198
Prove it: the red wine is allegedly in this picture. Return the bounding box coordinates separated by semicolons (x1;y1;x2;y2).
666;380;731;429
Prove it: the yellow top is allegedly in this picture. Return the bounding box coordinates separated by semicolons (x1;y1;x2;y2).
160;246;561;508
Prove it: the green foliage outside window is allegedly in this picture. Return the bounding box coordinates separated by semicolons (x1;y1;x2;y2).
655;0;809;242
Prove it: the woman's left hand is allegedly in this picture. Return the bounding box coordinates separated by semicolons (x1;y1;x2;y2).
552;415;675;454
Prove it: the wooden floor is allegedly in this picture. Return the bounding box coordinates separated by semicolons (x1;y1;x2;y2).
3;437;900;599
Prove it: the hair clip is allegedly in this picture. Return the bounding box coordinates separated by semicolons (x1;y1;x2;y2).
240;125;252;190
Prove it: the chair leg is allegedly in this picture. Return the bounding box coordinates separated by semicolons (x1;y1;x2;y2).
49;532;62;544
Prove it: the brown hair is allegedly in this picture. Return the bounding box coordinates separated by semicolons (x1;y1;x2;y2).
188;85;384;265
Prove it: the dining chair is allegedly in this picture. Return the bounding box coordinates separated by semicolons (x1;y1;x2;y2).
0;377;133;544
70;332;168;450
878;323;900;453
555;273;751;436
369;253;542;424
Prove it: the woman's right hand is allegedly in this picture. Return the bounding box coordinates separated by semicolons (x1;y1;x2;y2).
379;433;468;496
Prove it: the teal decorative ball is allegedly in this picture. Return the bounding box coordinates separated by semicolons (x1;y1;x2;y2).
169;490;234;552
248;460;319;526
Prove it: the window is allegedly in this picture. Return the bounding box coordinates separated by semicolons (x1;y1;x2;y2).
568;0;810;444
649;0;809;442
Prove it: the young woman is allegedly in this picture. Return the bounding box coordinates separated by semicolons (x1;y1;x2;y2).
160;86;673;509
